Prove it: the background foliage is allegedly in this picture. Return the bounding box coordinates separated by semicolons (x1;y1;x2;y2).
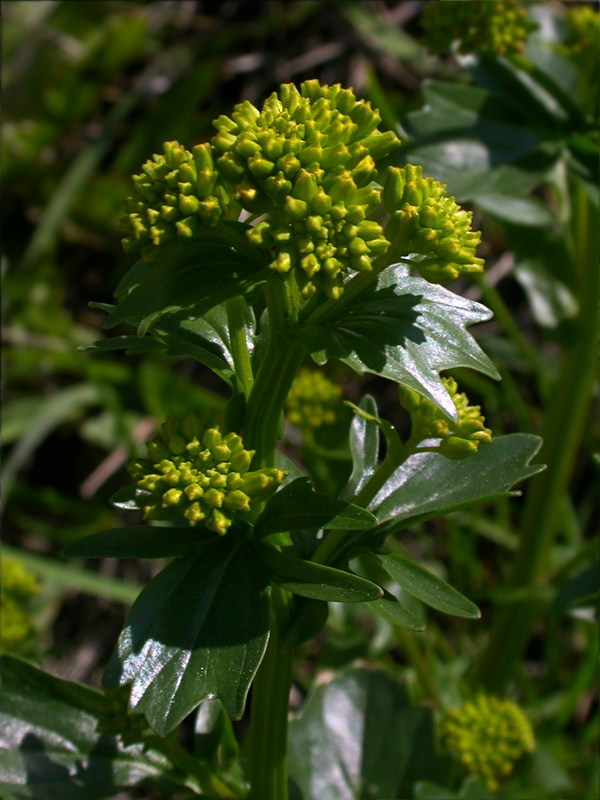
2;2;598;799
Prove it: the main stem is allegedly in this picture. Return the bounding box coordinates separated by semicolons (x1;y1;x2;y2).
247;587;294;800
241;273;304;799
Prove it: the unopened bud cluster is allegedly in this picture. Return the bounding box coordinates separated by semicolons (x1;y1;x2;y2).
383;165;483;283
285;369;343;429
0;557;40;651
120;141;238;252
213;81;399;298
441;694;535;791
95;686;148;746
421;0;537;57
399;377;491;459
121;82;488;298
129;416;285;535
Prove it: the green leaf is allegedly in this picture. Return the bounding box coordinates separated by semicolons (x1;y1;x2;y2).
340;394;380;501
0;655;173;800
363;550;480;619
287;263;498;420
256;542;383;603
474;193;553;226
254;478;377;537
372;434;544;533
63;527;213;559
288;667;439;800
365;589;425;631
513;258;578;327
110;485;153;510
154;301;256;384
103;538;269;734
105;235;269;334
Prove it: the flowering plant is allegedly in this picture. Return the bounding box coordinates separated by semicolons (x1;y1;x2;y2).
1;82;544;800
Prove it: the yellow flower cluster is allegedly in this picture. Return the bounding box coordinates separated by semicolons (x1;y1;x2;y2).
121;81;400;299
0;557;39;651
129;416;285;535
383;165;484;283
441;694;535;791
421;0;537;57
398;377;492;459
95;685;148;746
285;369;343;429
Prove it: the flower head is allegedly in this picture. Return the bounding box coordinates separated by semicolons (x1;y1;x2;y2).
212;81;400;299
399;377;492;458
383;165;484;283
129;416;285;535
421;0;537;57
0;557;40;651
441;694;535;791
285;369;343;429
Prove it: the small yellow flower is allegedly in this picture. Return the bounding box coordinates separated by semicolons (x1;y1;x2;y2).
441;694;535;792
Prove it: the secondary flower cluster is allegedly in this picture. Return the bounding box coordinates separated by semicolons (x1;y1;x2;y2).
121;141;238;252
399;377;492;459
420;0;537;57
129;416;285;535
285;368;343;429
383;165;484;283
441;694;535;791
0;557;39;651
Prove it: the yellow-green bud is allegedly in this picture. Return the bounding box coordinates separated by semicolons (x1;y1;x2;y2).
441;694;535;792
130;416;285;534
285;369;344;429
400;377;492;458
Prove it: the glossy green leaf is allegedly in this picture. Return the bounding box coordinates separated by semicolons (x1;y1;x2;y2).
288;667;438;800
287;263;498;420
105;235;269;333
254;477;377;537
366;550;480;619
103;538;269;734
340;394;380;502
63;527;213;559
256;542;382;603
110;485;153;510
0;655;173;800
372;434;544;532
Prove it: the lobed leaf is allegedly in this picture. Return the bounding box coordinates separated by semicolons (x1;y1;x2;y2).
103;538;269;734
286;263;498;420
0;655;173;800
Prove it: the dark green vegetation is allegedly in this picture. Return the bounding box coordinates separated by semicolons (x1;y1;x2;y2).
2;2;598;799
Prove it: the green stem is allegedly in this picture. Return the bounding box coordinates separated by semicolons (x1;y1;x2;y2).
472;273;550;401
395;626;438;704
472;184;599;691
226;295;254;399
247;587;294;800
157;733;240;799
242;275;305;467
